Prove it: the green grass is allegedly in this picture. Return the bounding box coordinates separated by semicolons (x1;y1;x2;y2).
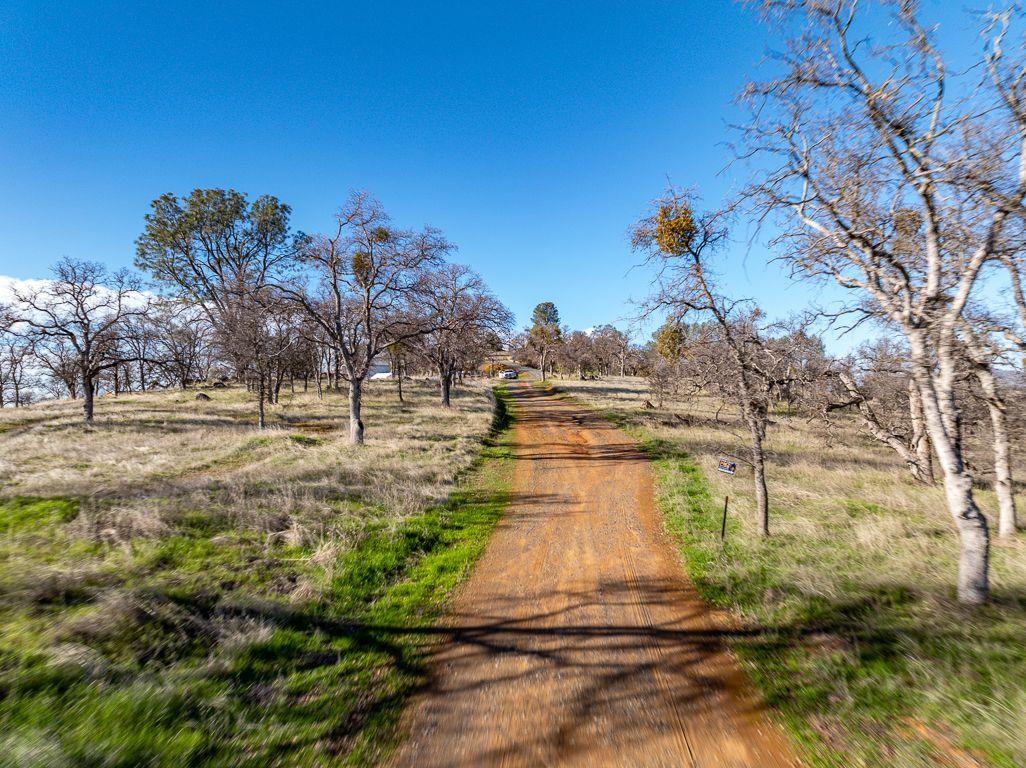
551;381;1026;768
647;447;1026;767
0;497;80;535
0;387;515;768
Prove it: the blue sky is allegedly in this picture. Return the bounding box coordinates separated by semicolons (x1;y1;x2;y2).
0;1;933;344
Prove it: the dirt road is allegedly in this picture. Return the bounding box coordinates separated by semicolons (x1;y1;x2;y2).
389;383;801;768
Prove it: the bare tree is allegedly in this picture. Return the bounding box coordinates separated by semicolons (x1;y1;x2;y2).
213;287;297;428
34;336;80;399
411;263;512;406
263;297;304;405
559;330;595;380
385;341;408;402
508;332;533;369
824;340;936;485
645;318;689;407
149;300;212;389
0;337;31;407
12;259;147;422
736;0;1026;603
280;191;451;443
119;314;161;393
633;188;794;536
0;305;32;407
595;325;633;377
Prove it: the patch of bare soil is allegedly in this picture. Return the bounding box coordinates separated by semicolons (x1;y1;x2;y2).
389;384;802;767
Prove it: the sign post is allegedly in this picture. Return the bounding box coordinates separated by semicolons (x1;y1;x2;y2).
716;458;737;475
715;457;735;542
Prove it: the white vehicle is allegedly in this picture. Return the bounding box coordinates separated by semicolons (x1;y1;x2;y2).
499;370;519;380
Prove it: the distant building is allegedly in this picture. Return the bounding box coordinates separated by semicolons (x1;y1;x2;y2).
483;349;516;373
368;354;392;380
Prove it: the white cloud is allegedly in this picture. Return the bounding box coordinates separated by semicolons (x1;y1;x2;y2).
0;275;52;306
0;274;154;312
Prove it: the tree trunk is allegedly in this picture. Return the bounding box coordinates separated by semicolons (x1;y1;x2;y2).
257;374;266;429
908;379;934;484
273;369;285;404
396;363;404;403
910;342;989;604
83;373;95;423
747;414;769;536
440;366;451;407
944;470;990;603
348;378;365;445
975;366;1018;538
540;351;548;381
989;403;1018;538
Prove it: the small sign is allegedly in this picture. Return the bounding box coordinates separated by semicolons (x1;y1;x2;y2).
716;458;737;475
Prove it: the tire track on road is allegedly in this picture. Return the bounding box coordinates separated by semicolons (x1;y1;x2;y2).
389;383;802;768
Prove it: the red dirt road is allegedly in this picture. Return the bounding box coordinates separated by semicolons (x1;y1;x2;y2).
389;383;801;768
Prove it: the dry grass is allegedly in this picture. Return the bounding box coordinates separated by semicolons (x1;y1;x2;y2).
556;376;1026;768
0;379;492;547
557;377;1026;598
0;378;505;767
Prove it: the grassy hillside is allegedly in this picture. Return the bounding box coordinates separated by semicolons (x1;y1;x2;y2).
556;377;1026;768
0;380;514;767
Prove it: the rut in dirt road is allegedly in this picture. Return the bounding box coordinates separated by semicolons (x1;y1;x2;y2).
389;383;802;768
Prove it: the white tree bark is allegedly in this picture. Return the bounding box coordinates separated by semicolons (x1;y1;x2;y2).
908;379;935;485
745;408;770;537
910;337;989;604
974;361;1018;538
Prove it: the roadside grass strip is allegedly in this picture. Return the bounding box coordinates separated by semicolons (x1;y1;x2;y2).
549;381;1026;768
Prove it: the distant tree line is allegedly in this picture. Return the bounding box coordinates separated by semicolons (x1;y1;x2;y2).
0;189;513;443
508;302;643;381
